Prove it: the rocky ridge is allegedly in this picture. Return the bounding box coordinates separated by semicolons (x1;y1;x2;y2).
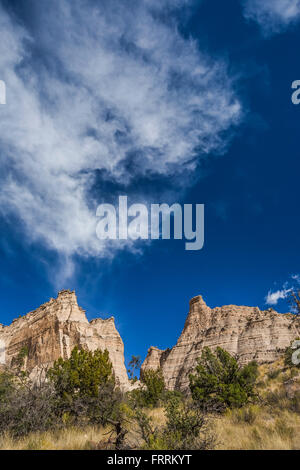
0;290;129;390
141;295;300;391
1;292;300;394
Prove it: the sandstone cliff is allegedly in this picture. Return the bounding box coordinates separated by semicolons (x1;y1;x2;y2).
0;290;129;390
141;295;300;391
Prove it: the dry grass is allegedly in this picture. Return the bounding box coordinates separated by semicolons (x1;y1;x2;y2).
213;407;300;450
0;362;299;450
0;408;166;450
1;407;299;450
213;360;300;450
0;426;111;450
147;406;166;423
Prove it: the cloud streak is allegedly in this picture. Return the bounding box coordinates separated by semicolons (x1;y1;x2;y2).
242;0;300;35
265;274;300;306
0;0;242;266
265;288;292;306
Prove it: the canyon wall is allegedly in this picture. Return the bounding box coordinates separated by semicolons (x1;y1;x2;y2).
141;295;300;391
0;290;129;390
2;291;300;394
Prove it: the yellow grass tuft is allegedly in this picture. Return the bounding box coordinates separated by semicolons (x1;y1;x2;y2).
0;426;111;450
213;407;300;450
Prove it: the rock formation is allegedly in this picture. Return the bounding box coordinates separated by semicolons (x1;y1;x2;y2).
0;290;129;390
141;295;300;391
2;291;300;394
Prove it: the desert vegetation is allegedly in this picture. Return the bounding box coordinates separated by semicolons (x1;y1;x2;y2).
0;345;299;450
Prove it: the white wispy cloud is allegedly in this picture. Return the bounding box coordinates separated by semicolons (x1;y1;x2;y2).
265;288;292;306
0;0;242;269
242;0;300;35
265;273;300;306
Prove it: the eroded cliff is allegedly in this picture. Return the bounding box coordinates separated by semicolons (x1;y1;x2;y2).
141;295;300;391
0;290;129;390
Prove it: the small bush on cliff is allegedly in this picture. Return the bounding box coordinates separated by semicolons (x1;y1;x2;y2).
189;347;258;412
47;346;114;400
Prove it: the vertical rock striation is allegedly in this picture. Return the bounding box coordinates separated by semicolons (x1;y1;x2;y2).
141;295;300;391
0;290;130;390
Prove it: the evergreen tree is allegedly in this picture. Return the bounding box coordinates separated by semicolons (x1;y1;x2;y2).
189;347;258;411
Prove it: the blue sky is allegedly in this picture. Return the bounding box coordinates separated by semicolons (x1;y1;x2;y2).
0;0;300;367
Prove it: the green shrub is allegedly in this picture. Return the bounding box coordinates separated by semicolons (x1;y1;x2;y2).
0;347;121;438
47;346;114;400
163;397;212;449
135;397;215;450
162;389;184;403
0;371;15;404
189;347;258;412
140;369;165;407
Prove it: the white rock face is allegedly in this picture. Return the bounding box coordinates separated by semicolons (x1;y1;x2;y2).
0;290;130;390
141;295;300;391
